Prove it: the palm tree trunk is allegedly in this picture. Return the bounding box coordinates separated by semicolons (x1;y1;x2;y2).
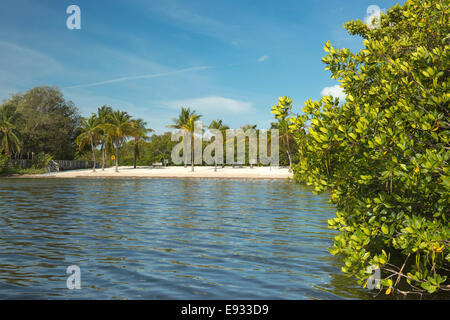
115;146;120;172
191;133;194;172
134;142;137;169
91;140;96;172
101;143;105;171
183;136;187;168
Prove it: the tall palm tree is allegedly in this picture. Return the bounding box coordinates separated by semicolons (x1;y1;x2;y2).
208;119;229;171
96;105;113;171
167;107;191;168
131;118;152;168
0;105;21;157
101;110;135;172
167;107;201;171
75;115;100;172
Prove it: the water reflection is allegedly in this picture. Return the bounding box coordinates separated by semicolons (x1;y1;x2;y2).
1;178;376;299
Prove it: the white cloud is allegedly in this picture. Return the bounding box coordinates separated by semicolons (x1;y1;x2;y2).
257;55;269;62
320;85;346;101
161;96;254;115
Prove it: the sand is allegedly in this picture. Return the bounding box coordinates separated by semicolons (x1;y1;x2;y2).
17;166;294;179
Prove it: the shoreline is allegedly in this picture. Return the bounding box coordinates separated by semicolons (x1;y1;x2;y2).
5;166;294;180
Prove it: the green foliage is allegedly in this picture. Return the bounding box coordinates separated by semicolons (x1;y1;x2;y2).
0;104;22;157
119;132;177;166
75;115;101;171
2;86;81;160
131;118;153;168
289;0;449;296
99;110;137;172
271;97;299;169
0;153;9;174
167;107;202;170
32;152;53;169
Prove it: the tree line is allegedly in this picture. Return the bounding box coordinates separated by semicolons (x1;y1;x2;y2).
0;88;296;173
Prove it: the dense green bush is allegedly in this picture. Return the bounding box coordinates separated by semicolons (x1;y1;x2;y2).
2;86;81;160
0;153;9;174
32;152;53;169
279;0;449;296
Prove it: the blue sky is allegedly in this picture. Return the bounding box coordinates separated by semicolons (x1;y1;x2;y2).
0;0;403;133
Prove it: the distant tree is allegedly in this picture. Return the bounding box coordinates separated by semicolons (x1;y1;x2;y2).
3;86;81;159
101;110;135;172
167;107;202;171
0;105;21;157
209;119;229;131
240;124;257;131
131;118;152;168
96;105;113;170
147;132;178;165
271;97;296;171
209;119;229;171
75;115;100;172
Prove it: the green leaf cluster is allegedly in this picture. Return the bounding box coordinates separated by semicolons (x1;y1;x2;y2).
290;0;449;296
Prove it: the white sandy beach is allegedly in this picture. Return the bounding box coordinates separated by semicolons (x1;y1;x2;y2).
27;166;294;179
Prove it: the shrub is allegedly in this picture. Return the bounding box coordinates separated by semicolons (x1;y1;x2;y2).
32;152;53;169
0;153;9;174
282;0;449;296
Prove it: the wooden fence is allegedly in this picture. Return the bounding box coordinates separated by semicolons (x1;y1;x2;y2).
6;159;99;172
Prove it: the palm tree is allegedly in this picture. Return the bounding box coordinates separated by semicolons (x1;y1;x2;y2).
209;119;229;131
101;110;135;172
208;119;229;171
167;107;190;168
240;124;257;131
131;118;152;168
75;115;100;172
96;105;113;171
0;105;21;157
240;124;258;168
167;107;201;171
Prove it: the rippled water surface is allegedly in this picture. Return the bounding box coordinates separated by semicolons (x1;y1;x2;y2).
0;178;372;299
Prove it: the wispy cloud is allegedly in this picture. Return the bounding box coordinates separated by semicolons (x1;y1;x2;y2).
141;0;240;43
64;66;212;89
257;55;269;62
321;85;346;101
0;40;61;87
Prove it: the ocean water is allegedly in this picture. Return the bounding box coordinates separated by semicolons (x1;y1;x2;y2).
0;178;373;299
